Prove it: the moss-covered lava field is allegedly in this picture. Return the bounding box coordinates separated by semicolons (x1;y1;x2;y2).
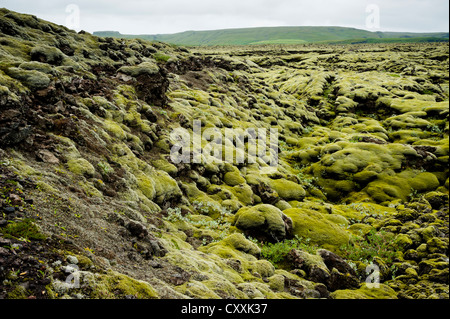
0;8;448;300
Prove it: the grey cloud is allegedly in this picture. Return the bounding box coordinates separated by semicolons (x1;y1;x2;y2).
1;0;448;34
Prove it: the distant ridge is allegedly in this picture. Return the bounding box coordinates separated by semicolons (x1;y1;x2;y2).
94;26;449;46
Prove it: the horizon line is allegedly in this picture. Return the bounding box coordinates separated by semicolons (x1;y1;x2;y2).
92;25;450;37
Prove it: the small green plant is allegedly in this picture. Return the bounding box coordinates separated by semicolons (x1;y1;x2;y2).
350;136;363;143
1;218;46;241
408;188;419;201
426;124;442;134
164;205;232;243
97;161;112;176
250;236;318;268
164;207;185;223
302;126;314;134
84;247;95;255
421;89;435;95
340;229;397;264
153;53;171;63
296;171;318;188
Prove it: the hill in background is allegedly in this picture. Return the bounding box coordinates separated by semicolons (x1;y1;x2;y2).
94;26;449;46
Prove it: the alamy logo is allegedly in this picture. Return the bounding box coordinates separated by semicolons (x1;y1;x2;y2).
64;264;80;289
170;120;279;173
366;263;381;289
366;4;381;30
65;4;81;31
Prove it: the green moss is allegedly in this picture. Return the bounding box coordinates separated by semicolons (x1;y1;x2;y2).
67;158;95;177
1;218;46;241
0;36;33;61
331;283;397;299
333;203;395;222
220;233;261;257
353;170;379;184
204;278;250;299
169;89;211;105
153;52;172;63
72;254;94;269
9;157;40;176
136;172;156;200
365;170;440;203
348;223;374;237
104;120;127;140
224;171;246;186
30;45;64;66
90;270;159;299
182;185;225;218
283;208;349;252
233;204;288;242
394;234;413;251
426;237;448;254
118;61;159;77
229;184;254;206
248;259;275;278
408;172;441;193
79;180;103;198
176;281;222;299
164;248;245;285
388;129;427;144
7;285;30;299
19;61;54;74
151;158;178;176
310;142;428;201
152;170;182;204
335;96;358;113
268;179;306;201
5;67;50;90
319;179;358;201
35;181;58;193
384;97;448;114
200;241;246;260
267;274;285;292
295;249;328;271
221;199;243;213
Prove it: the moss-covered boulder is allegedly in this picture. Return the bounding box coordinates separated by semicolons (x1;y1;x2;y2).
137;169;182;205
152;170;183;205
19;61;54;74
51;270;159;299
224;171;246;186
424;191;450;209
221;233;261;257
330;283;398;299
5;67;50;90
283;208;350;252
365;170;440;203
233;204;291;242
118;61;159;78
30;45;64;66
268;178;306;201
308;141;439;202
66;158;96;177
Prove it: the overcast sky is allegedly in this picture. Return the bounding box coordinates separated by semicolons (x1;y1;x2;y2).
1;0;448;34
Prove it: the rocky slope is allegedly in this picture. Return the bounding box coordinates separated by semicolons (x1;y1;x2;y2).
0;8;448;299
